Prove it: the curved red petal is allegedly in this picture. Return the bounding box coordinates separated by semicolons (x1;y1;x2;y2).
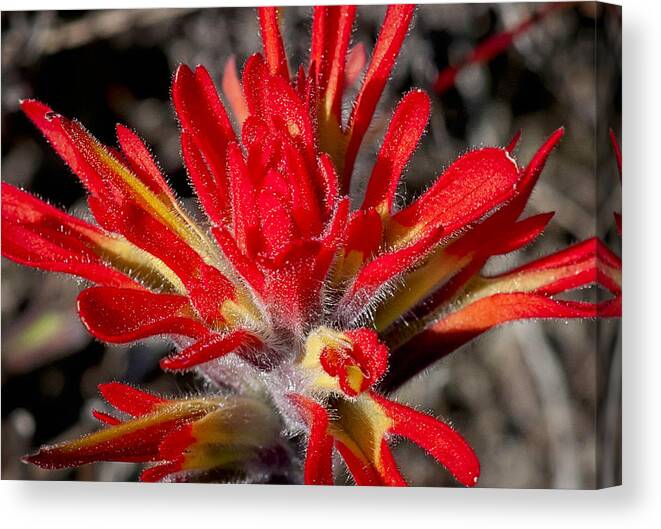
92;410;122;425
23;400;214;470
1;183;137;288
343;4;415;190
489;212;554;255
258;7;290;79
140;460;183;482
335;440;383;486
115;124;174;201
98;382;167;417
160;330;261;371
173;64;235;223
343;224;444;311
392;147;519;237
311;6;357;120
21;99;105;192
289;394;334;485
78;286;208;343
181;131;227;227
371;393;480;487
362;89;431;213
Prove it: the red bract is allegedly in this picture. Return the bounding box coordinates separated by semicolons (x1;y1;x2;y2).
23;383;281;482
3;5;620;486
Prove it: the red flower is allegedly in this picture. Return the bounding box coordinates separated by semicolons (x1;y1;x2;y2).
22;382;281;482
2;5;620;485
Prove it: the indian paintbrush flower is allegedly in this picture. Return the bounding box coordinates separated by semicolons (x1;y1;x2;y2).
2;5;621;486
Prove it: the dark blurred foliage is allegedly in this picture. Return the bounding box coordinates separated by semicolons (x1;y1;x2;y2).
1;3;621;487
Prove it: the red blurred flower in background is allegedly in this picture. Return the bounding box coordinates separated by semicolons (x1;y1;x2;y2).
1;5;621;486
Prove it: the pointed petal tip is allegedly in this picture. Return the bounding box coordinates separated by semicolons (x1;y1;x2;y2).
159;356;186;371
551;126;565;141
19;98;38;108
173;63;194;84
115;122;131;135
19;98;51;118
193;64;211;78
21;449;51;469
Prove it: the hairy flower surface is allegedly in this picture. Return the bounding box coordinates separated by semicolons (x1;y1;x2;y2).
2;5;621;486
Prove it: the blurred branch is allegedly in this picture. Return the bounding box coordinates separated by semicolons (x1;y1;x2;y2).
3;8;197;66
514;323;581;488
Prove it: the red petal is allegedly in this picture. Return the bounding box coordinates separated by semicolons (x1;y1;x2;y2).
98;382;166;417
311;6;357;120
335;440;385;486
383;239;620;391
343;4;415;191
227;141;259;253
511;128;565;213
258;7;290;79
92;197;236;325
314;197;350;282
21;99;105;192
408;293;598;361
335;208;384;280
361;89;430;213
257;169;296;258
27;108;229;304
22;104;217;279
506;129;522;153
180;132;226;227
212;225;265;294
282;141;324;237
77;286;208;343
371;393;480;487
115;124;174;201
242;54;270;117
92;410;122;425
140;460;183;482
173;64;235;223
343;225;444;311
260;240;323;326
316;153;340;215
500;238;620;296
334;434;406;486
332;396;407;486
23;399;215;469
489;212;554;255
160;330;261;371
391;147;519;237
289;394;334;485
331;328;389;395
1;184;136;288
324;6;356;119
243;54;316;162
310;6;328;75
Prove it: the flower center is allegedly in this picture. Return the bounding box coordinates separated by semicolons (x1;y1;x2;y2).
301;326;388;397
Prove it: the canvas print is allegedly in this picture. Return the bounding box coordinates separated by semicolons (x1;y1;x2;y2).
1;3;621;488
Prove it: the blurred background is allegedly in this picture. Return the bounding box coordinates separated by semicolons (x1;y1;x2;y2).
1;3;621;487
